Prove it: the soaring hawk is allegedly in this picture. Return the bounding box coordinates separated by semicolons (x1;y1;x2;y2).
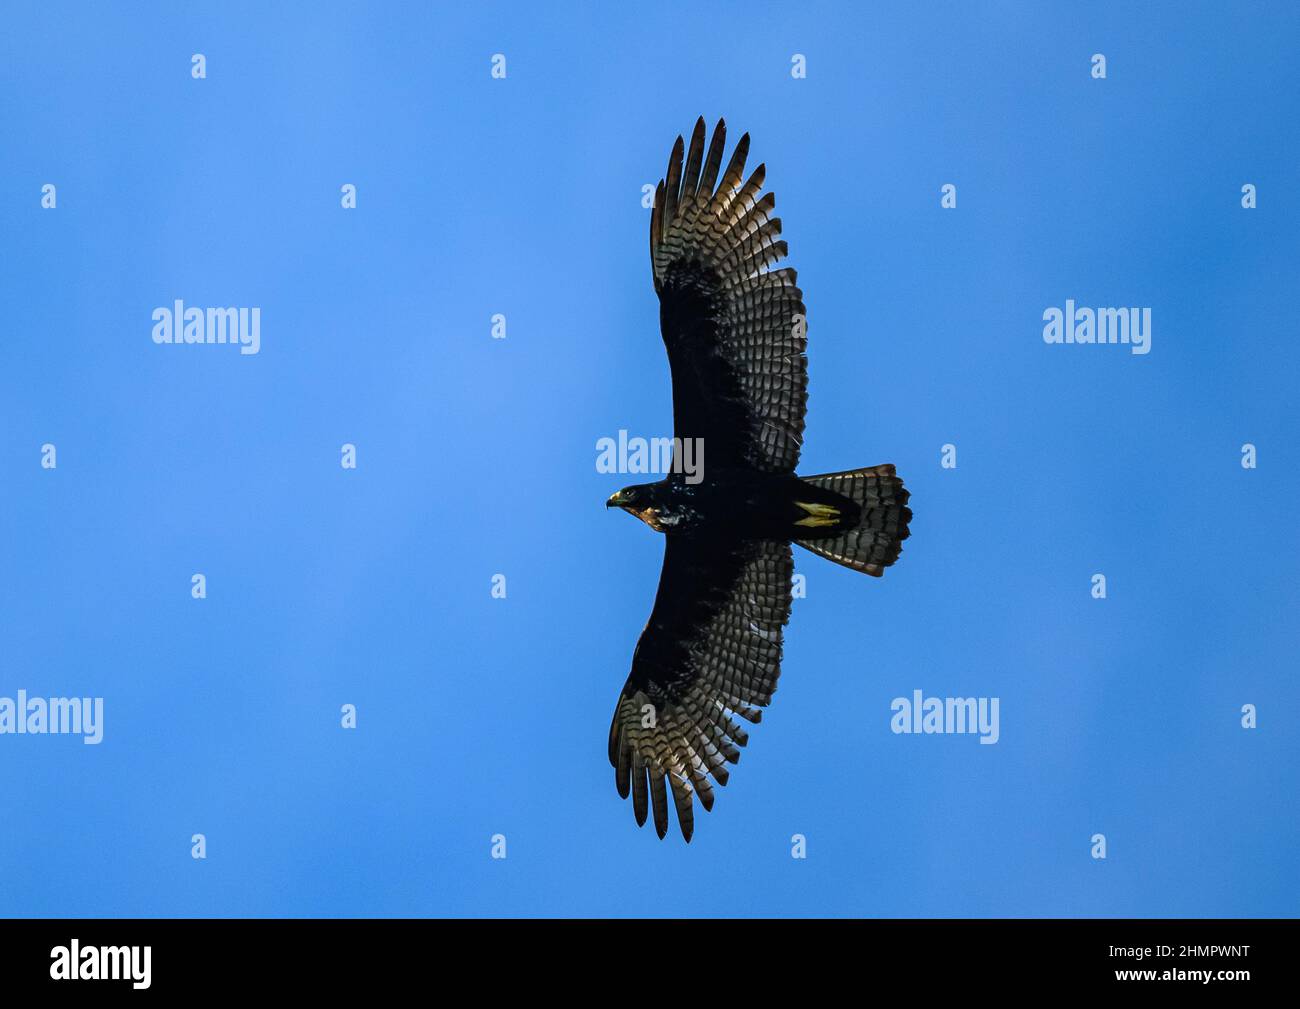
605;118;911;840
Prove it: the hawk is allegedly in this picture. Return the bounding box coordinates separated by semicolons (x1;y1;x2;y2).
606;118;911;840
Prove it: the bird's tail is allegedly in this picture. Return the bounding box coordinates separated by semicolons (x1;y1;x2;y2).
793;464;911;576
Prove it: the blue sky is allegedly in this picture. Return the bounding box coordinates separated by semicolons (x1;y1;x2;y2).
1;2;1296;917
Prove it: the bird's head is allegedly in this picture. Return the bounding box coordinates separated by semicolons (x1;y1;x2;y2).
606;483;664;530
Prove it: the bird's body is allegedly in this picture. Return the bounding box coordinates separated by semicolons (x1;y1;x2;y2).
608;470;858;538
604;118;912;841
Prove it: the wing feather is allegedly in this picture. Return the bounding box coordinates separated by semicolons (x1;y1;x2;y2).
662;135;684;235
680;116;707;202
651;120;806;473
631;751;649;827
608;537;794;840
713;132;750;210
697;120;728;199
649;771;670;839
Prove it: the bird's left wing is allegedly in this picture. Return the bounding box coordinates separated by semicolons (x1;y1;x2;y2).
651;117;809;474
607;536;794;840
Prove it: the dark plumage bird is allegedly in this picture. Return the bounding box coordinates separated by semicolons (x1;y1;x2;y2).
606;118;912;841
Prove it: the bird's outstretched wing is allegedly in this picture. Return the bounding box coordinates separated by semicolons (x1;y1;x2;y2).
652;117;808;474
608;536;793;840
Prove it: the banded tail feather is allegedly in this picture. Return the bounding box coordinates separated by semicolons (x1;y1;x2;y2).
794;464;911;576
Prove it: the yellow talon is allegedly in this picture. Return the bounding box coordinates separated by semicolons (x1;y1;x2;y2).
794;501;839;527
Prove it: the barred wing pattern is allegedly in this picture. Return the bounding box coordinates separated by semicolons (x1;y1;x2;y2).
608;537;794;840
652;117;809;474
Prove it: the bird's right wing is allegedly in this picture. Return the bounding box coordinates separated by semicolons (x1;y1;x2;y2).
651;117;809;474
607;535;794;840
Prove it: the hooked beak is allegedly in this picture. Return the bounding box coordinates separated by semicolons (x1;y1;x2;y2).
605;492;620;509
